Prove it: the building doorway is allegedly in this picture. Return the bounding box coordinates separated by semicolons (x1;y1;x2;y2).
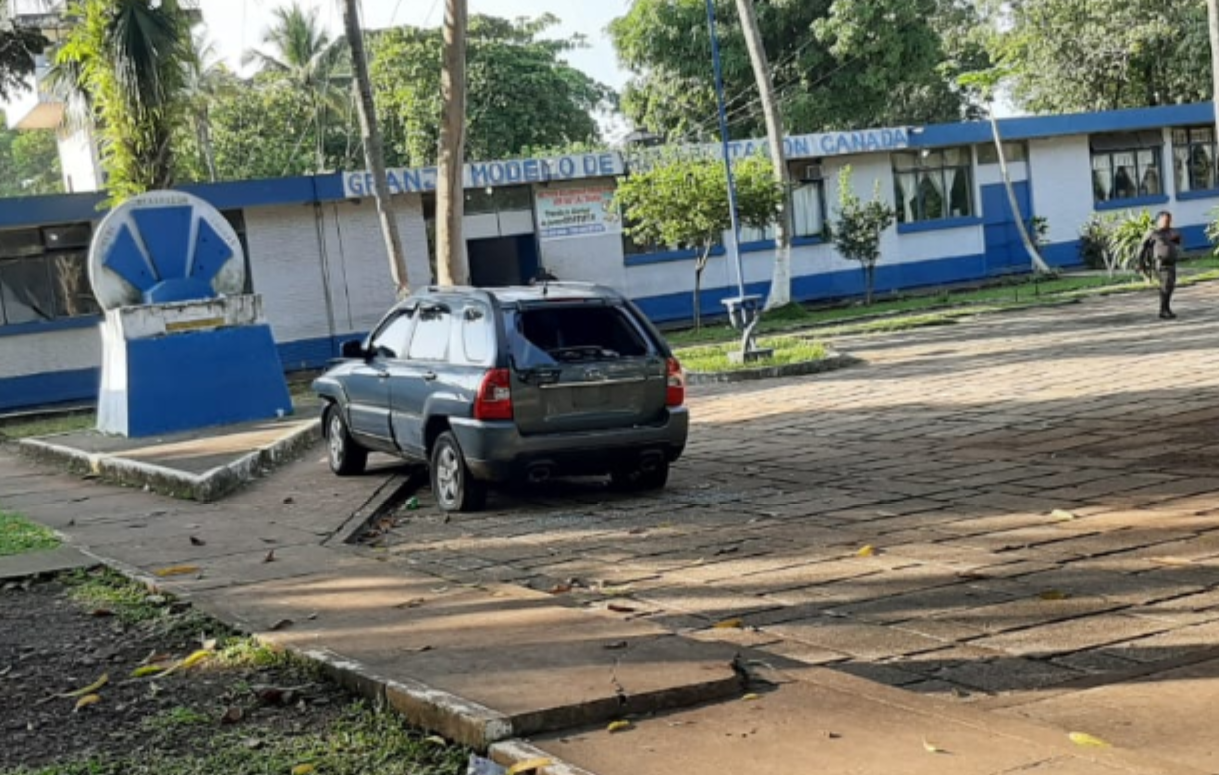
468;234;539;286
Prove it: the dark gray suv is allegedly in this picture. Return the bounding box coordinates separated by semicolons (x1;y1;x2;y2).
313;282;689;512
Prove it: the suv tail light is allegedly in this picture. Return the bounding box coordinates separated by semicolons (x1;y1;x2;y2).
474;368;513;420
666;357;685;408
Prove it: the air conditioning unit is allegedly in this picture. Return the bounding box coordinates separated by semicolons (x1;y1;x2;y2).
801;164;824;182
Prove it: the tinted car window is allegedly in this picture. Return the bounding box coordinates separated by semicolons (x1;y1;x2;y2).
461;305;494;365
370;312;413;359
408;305;453;361
507;305;652;366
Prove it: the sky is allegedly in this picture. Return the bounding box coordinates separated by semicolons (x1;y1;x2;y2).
200;0;635;90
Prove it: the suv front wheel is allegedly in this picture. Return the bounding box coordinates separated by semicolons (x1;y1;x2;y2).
431;431;487;512
326;406;368;476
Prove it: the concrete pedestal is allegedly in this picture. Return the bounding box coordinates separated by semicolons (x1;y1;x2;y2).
97;295;292;437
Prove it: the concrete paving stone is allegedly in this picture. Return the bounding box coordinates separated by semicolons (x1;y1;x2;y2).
722;557;895;596
785;564;963;608
0;545;95;579
764;617;949;660
971;613;1173;658
891;618;990;643
1050;649;1144;676
829;660;928;686
934;594;1126;636
755;639;850;666
829;581;1023;624
1100;619;1219;664
684;625;782;648
939;525;1096;555
933;511;1070;537
633;587;781;622
1011;567;1203;608
1001;657;1219;773
934;657;1084;694
883;541;1011;568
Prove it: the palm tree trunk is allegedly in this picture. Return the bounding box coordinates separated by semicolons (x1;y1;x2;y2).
1208;0;1219;143
733;0;793;311
435;0;470;286
989;109;1050;274
342;0;409;295
197;113;217;182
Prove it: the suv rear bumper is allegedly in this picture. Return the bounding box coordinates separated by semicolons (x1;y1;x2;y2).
449;408;689;482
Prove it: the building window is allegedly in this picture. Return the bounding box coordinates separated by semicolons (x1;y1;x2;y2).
740;160;827;243
892;147;974;224
976;142;1028;166
1172;126;1217;195
1090;131;1163;203
0;223;99;327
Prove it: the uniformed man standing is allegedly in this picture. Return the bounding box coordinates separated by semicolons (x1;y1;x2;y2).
1142;210;1183;320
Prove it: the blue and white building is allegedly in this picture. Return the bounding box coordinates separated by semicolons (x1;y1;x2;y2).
2;102;1218;412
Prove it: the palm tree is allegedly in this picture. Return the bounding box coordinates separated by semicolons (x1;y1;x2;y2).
53;0;192;203
182;32;230;182
244;2;347;172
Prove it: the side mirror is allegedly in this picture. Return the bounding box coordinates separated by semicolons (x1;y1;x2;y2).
340;340;367;359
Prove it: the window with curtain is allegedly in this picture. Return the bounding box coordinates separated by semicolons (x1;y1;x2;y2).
1090;131;1163;203
1172;126;1217;195
739;159;826;243
891;147;974;224
0;223;100;327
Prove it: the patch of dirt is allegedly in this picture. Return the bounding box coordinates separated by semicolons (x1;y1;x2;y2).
0;575;348;770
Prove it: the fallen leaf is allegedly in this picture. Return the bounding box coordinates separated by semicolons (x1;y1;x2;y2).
627;527;648;535
822;730;841;739
290;765;316;775
242;737;263;750
1151;556;1193;567
90;608;113;618
1068;731;1111;748
283;497;295;505
603;641;629;651
269;619;294;632
401;645;434;654
130;665;166;678
506;758;552;775
423;735;447;747
607;604;637;614
189;536;206;546
263;550;276;563
548;584;572;595
714;618;743;629
1050;509;1077;522
607;720;632;733
742;693;760;701
158;649;211;678
73;694;101;712
1038;590;1070;601
57;673;109;698
220;706;243;724
923;739;946;754
714;546;741;556
153;565;200;578
394;599;426;609
856;545;877;558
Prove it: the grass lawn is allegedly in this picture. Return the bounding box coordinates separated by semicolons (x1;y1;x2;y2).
0;512;61;556
680;337;828;373
665;256;1219;349
0;413;96;441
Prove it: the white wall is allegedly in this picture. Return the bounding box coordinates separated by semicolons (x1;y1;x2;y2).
55;126;103;194
0;326;100;381
1028;136;1095;244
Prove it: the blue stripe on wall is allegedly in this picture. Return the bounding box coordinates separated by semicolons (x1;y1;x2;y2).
0;367;99;412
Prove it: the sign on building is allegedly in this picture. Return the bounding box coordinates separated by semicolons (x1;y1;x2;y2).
535;185;622;241
342;152;626;198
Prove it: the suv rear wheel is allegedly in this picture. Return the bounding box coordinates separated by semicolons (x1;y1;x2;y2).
326;406;368;476
611;458;670;492
431;431;487;512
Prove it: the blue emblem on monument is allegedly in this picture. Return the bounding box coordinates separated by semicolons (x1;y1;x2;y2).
90;191;292;437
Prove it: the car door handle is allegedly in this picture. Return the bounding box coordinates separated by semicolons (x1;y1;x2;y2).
422;371;438;382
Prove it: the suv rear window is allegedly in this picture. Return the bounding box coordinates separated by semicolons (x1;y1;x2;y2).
507;305;652;367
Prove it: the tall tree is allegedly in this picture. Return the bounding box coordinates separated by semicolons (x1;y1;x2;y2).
0;113;62;197
244;2;347;172
1209;0;1219;144
614;155;781;330
994;0;1210;113
609;0;969;141
435;0;468;286
341;0;408;295
730;0;793;310
370;15;615;167
53;0;192;203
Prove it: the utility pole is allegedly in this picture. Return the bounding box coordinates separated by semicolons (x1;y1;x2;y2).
341;0;409;296
435;0;469;286
733;0;793;310
1208;0;1219;141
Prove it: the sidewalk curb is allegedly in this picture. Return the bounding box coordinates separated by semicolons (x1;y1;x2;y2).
489;741;598;775
686;351;860;385
16;419;320;502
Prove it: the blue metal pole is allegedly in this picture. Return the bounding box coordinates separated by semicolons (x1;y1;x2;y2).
705;0;746;300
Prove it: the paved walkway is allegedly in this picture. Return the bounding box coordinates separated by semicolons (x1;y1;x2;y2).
3;282;1219;772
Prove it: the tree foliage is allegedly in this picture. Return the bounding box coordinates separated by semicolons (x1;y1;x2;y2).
369;14;615;167
53;0;193;203
831;165;896;305
614;154;781;327
0;18;47;102
991;0;1210;113
609;0;978;141
0;113;62;197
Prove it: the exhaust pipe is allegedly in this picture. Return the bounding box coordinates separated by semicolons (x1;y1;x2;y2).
639;451;664;473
